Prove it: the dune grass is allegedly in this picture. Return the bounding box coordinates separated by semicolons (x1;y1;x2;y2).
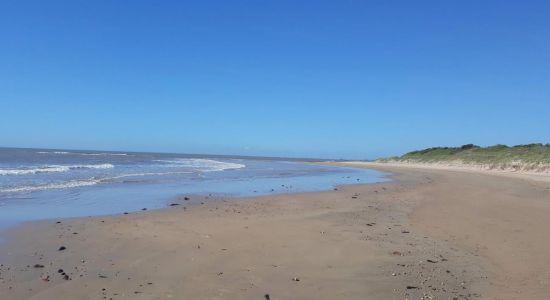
378;143;550;171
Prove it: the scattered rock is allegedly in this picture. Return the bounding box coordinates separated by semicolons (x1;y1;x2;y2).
406;285;419;289
427;259;438;263
33;264;45;268
292;277;300;282
169;203;180;206
265;294;271;300
58;246;67;251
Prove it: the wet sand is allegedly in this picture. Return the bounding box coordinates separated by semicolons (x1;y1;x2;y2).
1;164;549;299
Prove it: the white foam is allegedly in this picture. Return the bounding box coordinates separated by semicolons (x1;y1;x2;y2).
0;164;114;176
0;170;193;193
0;179;101;193
109;171;193;180
69;164;114;170
37;151;70;154
154;158;245;172
79;153;129;156
36;151;129;156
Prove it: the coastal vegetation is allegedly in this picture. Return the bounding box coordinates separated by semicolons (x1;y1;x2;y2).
379;143;550;172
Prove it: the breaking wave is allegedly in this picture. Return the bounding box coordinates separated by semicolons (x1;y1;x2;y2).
37;151;129;156
0;179;102;193
0;170;195;193
0;159;244;194
154;158;245;172
0;164;114;176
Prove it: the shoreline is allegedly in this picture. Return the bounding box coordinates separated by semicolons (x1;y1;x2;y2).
334;161;550;183
1;164;549;299
0;162;388;231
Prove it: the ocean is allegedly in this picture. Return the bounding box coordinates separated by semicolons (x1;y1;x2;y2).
0;148;387;228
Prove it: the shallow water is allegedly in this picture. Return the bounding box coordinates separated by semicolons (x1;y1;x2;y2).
0;148;388;228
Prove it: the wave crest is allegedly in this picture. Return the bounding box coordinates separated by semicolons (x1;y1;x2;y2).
154;158;245;172
0;179;101;193
0;164;114;176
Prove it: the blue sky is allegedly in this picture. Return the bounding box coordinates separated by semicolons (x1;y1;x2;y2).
1;1;549;159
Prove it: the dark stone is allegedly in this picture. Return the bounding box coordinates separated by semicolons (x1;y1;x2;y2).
58;246;67;251
265;294;271;300
33;264;45;268
184;197;190;200
406;286;419;289
169;203;180;206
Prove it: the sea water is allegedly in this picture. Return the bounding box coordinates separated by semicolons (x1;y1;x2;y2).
0;148;388;228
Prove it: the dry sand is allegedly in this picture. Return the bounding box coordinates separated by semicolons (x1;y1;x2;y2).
340;161;550;183
1;163;549;299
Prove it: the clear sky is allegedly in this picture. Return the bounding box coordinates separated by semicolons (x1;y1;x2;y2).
1;1;549;159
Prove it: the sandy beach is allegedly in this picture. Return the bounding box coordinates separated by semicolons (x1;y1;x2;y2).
1;164;549;299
